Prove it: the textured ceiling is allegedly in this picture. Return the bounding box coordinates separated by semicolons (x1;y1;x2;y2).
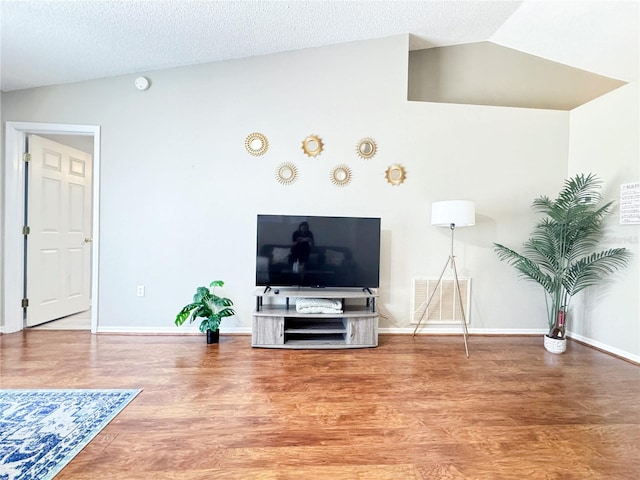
0;0;638;92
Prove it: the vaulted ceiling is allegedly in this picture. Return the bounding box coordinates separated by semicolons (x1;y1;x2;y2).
1;0;638;93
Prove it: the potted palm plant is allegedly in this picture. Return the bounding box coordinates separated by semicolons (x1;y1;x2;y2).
175;280;235;344
494;173;631;353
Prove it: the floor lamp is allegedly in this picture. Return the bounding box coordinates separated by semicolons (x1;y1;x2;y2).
413;200;475;358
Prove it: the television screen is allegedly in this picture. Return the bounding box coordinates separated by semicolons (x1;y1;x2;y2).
256;214;381;288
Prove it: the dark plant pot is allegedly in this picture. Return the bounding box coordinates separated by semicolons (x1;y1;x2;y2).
206;330;220;344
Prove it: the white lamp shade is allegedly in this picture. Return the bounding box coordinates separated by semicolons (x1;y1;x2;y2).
431;200;475;227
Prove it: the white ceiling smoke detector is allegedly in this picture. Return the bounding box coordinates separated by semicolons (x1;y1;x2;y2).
134;76;150;91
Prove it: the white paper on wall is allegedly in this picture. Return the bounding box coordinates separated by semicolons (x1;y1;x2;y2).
620;182;640;225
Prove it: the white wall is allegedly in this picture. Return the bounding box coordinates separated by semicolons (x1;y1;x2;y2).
567;82;640;358
0;92;4;324
2;36;576;341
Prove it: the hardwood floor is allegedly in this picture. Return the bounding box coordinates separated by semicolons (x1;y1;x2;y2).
1;332;638;479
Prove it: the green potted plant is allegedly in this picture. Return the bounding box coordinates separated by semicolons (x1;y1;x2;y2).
175;280;236;344
494;173;631;353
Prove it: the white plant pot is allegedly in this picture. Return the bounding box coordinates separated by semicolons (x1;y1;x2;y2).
544;334;567;354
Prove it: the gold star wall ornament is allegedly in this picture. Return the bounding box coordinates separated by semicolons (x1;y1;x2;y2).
330;165;352;187
275;163;298;185
385;164;407;186
301;134;324;157
245;132;269;156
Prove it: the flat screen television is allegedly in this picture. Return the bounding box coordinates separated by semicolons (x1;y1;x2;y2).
256;214;381;289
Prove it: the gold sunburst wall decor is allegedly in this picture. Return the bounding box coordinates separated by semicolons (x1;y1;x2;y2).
245;132;269;156
330;165;352;187
301;134;324;157
275;162;298;185
356;138;377;159
385;164;407;186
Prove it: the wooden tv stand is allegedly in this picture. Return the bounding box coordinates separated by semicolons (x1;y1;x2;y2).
252;288;379;349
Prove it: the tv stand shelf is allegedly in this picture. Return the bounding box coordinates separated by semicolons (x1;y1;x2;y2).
252;288;379;349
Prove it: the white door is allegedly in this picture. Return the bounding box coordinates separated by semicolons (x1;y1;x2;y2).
26;135;93;327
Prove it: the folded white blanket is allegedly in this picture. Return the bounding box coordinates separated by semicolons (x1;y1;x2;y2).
296;306;343;314
296;298;343;314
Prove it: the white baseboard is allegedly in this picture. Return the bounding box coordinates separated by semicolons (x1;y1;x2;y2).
567;332;640;364
383;327;548;335
397;327;638;362
93;325;638;363
95;326;546;336
96;326;252;335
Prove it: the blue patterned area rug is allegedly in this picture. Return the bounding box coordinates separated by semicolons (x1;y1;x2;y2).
0;389;141;480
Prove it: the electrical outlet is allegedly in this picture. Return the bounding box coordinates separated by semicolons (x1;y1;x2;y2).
136;285;145;297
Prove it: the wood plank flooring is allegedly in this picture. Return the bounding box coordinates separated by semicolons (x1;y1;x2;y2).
1;332;638;479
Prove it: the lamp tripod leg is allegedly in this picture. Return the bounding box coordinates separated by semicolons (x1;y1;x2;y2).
450;257;470;358
412;255;470;358
412;256;451;336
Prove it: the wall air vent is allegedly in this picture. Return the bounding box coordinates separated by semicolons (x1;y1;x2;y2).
411;277;470;325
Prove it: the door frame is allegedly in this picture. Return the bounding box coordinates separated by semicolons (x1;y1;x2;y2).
3;122;101;334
